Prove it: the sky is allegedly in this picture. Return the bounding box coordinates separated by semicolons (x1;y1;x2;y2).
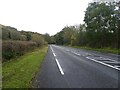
0;0;93;35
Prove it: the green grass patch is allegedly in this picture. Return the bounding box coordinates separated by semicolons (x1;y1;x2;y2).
71;46;119;54
2;46;48;88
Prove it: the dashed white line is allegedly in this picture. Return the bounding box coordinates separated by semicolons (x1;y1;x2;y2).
51;46;56;57
50;46;54;53
55;58;64;75
53;53;56;57
86;57;120;71
50;45;64;75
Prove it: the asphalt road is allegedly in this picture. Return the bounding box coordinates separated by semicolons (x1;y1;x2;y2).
32;45;119;88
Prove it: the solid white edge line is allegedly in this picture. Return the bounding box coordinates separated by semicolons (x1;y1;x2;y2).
86;57;120;71
55;58;64;75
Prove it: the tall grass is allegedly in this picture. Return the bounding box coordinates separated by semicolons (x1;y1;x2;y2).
3;46;48;88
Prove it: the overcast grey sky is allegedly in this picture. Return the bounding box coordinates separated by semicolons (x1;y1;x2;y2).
0;0;93;35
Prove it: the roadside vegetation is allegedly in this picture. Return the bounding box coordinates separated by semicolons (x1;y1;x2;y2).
3;46;48;88
1;23;49;88
48;1;120;54
1;24;48;62
1;0;120;88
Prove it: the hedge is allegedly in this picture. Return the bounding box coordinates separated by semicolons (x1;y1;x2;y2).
2;40;37;62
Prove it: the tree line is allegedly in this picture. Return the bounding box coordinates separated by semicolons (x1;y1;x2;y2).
2;25;48;46
49;1;119;49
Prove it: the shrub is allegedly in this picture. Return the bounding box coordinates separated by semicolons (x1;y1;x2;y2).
2;40;37;62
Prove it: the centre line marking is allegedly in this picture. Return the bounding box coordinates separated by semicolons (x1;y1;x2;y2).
50;46;54;53
55;58;64;75
53;53;56;57
50;45;64;75
86;57;120;71
50;46;56;57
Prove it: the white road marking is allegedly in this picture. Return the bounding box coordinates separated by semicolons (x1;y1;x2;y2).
66;50;70;52
102;61;120;64
86;57;120;71
74;52;81;56
51;46;56;57
85;53;90;55
97;57;116;62
51;49;54;53
55;58;64;75
114;65;120;68
53;53;56;57
50;45;64;75
50;46;54;53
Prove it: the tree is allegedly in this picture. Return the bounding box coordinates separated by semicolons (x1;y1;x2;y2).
77;24;87;46
84;2;118;48
62;26;77;45
44;33;52;44
2;25;21;40
20;31;32;41
71;35;76;46
20;35;27;41
31;33;45;46
54;31;64;45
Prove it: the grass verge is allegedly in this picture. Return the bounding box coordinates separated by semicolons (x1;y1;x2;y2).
2;46;48;88
71;46;119;54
